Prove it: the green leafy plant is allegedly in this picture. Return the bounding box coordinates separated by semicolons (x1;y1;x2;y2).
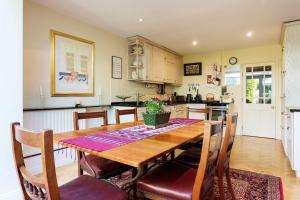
144;98;165;115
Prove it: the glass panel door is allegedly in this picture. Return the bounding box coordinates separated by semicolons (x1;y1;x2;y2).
245;65;272;104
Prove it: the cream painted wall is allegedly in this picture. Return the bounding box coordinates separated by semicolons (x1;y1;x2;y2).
24;0;162;109
175;44;282;138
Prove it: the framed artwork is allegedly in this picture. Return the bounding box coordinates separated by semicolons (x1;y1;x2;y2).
184;62;202;76
50;30;95;96
112;56;122;79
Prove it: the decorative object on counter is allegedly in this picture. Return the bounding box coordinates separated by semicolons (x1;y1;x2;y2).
206;93;215;102
143;98;171;129
184;62;202;76
229;56;238;65
112;56;122;79
116;95;132;103
50;30;95;97
194;89;202;103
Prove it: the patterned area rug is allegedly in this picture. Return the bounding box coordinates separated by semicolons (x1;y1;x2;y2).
108;168;284;200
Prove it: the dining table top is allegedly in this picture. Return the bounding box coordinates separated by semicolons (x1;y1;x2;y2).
53;120;205;168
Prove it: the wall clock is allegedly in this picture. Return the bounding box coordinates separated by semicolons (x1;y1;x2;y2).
229;57;238;65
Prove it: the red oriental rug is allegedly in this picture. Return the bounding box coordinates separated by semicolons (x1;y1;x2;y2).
214;168;284;200
108;168;284;200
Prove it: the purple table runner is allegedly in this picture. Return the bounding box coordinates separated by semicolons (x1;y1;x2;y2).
60;118;201;152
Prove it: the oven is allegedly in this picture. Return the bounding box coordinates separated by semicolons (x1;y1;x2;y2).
208;105;228;124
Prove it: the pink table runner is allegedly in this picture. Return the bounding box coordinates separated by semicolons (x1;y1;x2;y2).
60;118;201;152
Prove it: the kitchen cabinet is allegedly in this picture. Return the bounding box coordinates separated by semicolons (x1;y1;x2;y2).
127;36;182;84
280;21;300;177
281;110;300;177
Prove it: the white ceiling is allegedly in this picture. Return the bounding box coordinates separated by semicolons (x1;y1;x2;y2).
31;0;300;54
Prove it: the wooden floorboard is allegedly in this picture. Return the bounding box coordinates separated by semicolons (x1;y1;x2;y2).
55;136;300;200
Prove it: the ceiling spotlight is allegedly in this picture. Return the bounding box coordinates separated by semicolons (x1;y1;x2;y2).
138;18;144;22
246;32;253;37
192;41;198;46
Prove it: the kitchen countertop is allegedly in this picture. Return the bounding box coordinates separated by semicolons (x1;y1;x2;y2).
24;101;231;112
287;107;300;112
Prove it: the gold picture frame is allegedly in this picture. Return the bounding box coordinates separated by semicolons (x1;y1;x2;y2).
50;30;95;96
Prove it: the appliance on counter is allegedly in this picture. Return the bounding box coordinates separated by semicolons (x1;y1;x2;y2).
208;104;228;124
194;89;202;103
186;94;193;103
176;95;186;103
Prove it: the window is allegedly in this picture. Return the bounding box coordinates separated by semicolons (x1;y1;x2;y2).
225;65;240;86
246;65;272;104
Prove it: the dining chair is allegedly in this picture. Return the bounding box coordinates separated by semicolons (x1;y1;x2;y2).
179;107;212;150
136;121;223;200
216;113;238;200
115;108;138;124
74;111;131;179
187;107;212;120
11;122;128;200
176;113;238;200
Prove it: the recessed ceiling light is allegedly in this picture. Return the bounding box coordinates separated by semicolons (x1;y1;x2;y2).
246;32;253;37
192;41;198;46
138;18;144;22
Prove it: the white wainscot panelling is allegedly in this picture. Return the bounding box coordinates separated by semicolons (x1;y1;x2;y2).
23;108;86;174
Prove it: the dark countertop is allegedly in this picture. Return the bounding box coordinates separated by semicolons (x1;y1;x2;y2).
288;107;300;112
23;105;110;112
24;100;230;112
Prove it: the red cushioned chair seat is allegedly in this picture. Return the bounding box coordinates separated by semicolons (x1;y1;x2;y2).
80;154;131;179
59;175;128;200
137;162;196;200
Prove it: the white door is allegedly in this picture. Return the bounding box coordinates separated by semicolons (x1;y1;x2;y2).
242;64;276;138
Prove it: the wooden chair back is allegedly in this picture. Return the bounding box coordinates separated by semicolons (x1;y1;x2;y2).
192;121;223;200
187;107;212;120
11;122;60;200
115;108;138;124
217;113;238;172
73;111;108;130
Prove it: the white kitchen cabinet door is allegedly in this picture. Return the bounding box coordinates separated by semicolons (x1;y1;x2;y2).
284;24;300;107
293;112;300;177
151;46;165;82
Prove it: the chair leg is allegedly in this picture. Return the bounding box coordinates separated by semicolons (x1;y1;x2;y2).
225;169;236;200
218;174;225;200
77;151;83;176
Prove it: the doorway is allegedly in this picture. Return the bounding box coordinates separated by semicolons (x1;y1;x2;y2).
242;63;276;138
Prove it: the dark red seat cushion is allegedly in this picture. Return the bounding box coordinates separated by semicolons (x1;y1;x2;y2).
59;175;128;200
137;162;196;200
80;154;131;178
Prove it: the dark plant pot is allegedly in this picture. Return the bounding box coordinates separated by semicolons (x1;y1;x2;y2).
143;112;171;129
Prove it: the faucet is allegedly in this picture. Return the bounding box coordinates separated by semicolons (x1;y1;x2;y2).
136;92;145;106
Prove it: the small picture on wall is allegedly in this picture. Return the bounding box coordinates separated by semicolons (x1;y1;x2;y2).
184;62;202;76
112;56;122;79
207;75;214;84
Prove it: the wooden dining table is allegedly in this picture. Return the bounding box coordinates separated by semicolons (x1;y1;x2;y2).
53;120;205;187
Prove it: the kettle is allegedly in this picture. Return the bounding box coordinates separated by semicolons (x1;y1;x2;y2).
186;94;193;103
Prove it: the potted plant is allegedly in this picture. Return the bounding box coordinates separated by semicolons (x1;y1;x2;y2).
143;98;171;129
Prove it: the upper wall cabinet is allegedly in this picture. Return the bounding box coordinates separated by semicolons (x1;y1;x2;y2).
127;36;183;85
282;22;300;107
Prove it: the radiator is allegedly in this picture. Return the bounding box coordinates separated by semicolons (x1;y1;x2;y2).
23;108;86;174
